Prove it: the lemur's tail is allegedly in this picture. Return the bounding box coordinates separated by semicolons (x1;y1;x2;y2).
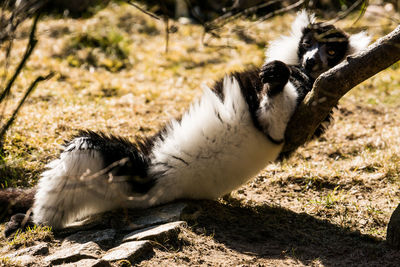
32;130;154;229
0;187;36;221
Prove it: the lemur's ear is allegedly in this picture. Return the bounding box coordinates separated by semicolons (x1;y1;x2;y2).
291;9;315;37
348;31;371;55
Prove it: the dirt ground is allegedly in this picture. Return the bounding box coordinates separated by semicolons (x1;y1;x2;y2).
1;2;400;266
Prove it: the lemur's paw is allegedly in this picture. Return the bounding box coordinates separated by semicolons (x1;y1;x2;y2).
4;213;35;237
260;60;291;96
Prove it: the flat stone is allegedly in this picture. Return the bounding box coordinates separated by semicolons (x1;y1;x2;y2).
31;243;50;256
45;241;102;265
127;202;188;230
123;221;186;243
6;243;49;257
63;229;116;247
102;241;152;262
12;255;36;266
60;259;111;267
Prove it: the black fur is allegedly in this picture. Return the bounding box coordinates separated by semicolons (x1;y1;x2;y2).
287;65;314;103
260;60;291;97
288;64;334;140
232;69;265;131
298;23;349;74
211;61;321;146
211;68;264;134
67;130;155;194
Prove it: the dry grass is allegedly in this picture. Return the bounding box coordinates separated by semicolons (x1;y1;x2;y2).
0;2;399;265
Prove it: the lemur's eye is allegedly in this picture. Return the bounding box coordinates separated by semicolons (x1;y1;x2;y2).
327;49;336;56
303;41;312;48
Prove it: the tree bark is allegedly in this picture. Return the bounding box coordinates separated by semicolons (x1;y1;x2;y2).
281;25;400;248
282;25;400;153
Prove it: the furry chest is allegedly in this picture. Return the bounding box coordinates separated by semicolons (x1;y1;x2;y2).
150;119;283;201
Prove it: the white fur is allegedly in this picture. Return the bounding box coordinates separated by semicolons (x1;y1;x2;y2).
33;140;129;228
348;31;371;55
266;10;315;64
301;46;318;67
266;10;370;65
31;11;373;229
32;11;371;229
257;82;299;141
33;75;299;228
127;76;298;209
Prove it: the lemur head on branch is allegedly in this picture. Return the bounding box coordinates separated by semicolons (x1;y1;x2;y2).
265;10;371;79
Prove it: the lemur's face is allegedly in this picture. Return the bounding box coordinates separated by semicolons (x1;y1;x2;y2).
298;23;349;79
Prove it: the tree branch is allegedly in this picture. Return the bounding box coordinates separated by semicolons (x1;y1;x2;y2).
282;25;400;154
0;72;54;142
0;13;40;103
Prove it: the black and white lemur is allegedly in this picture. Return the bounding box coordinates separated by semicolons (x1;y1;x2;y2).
1;11;370;231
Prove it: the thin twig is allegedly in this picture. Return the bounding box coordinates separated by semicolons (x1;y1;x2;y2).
0;72;54;142
164;16;169;53
0;0;48;43
327;0;368;24
0;13;40;103
256;0;305;24
208;0;282;28
202;0;283;41
363;9;400;24
126;0;160;20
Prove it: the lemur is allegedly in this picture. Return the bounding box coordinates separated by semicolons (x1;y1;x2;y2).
1;11;370;234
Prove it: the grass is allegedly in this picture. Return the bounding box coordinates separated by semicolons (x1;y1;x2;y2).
0;256;23;267
0;1;399;265
7;225;53;249
65;26;131;72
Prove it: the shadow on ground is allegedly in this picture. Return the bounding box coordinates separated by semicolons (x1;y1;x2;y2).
186;200;400;266
0;163;37;189
0;164;37;222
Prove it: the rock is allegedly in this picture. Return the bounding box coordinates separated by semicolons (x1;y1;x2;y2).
57;202;189;233
387;203;400;249
102;241;152;262
45;241;102;265
63;229;116;247
61;259;111;267
11;255;36;266
31;243;50;256
5;243;49;257
128;202;188;230
123;221;186;243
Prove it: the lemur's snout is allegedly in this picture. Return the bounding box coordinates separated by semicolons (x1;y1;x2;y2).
304;57;316;71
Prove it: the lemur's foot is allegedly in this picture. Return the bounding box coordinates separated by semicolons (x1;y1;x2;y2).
4;213;34;237
387;203;400;249
259;60;291;96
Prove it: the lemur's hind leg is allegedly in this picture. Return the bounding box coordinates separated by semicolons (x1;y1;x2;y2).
259;60;291;96
257;60;297;144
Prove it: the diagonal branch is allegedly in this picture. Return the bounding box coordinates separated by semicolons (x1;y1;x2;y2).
0;72;54;141
0;13;40;103
282;25;400;154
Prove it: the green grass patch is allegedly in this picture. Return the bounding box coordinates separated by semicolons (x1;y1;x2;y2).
8;225;53;249
65;27;131;72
